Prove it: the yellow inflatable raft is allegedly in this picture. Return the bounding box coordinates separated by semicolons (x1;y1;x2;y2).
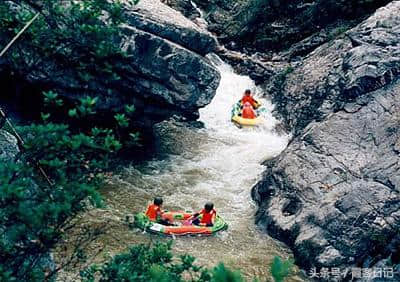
231;101;265;126
231;115;263;126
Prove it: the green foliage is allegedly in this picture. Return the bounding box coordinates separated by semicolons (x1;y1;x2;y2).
41;91;140;150
0;88;138;282
0;0;138;85
79;240;296;282
40;112;50;122
43;91;63;107
114;113;129;128
0;0;144;280
0;87;141;281
68;108;78;118
124;104;136;115
80;242;211;282
1;0;143;145
76;96;98;117
128;132;141;146
269;256;293;282
211;263;244;282
104;134;122;152
80;241;293;282
0;121;120;280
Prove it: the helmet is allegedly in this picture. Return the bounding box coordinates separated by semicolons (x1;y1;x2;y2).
154;197;163;205
204;202;214;212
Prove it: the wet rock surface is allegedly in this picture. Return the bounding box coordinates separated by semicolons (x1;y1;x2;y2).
252;1;400;276
0;0;220;129
216;47;276;84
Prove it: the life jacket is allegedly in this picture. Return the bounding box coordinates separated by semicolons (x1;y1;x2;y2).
200;209;216;225
145;204;161;221
241;95;257;108
242;107;256;119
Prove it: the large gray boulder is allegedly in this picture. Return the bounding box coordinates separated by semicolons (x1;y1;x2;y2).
1;0;220;128
252;1;400;276
125;0;216;55
253;82;400;272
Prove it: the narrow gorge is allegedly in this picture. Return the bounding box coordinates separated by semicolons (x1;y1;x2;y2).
1;0;399;281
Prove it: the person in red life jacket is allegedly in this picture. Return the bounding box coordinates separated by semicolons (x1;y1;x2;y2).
241;89;258;108
241;102;257;119
145;197;173;225
191;202;216;227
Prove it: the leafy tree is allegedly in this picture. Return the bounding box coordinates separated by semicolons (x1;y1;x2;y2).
0;0;140;84
0;122;113;280
0;0;142;280
0;92;139;280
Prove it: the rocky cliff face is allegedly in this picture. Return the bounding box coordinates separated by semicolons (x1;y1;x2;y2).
191;0;391;54
0;0;220;128
252;1;400;275
267;0;400;135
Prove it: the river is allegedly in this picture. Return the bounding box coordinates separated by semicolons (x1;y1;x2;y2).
56;56;305;281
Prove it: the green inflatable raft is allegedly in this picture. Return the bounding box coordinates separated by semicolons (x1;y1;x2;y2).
134;211;228;236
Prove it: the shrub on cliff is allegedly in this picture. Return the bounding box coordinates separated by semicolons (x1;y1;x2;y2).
0;122;118;280
0;0;139;83
0;1;143;279
42;90;140;152
0;87;142;280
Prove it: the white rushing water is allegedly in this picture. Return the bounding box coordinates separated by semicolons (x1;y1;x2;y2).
123;55;289;231
58;57;297;281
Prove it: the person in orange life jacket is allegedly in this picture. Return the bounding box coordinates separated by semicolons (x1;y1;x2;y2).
191;202;216;227
241;89;258;108
241;102;257;119
145;197;173;225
